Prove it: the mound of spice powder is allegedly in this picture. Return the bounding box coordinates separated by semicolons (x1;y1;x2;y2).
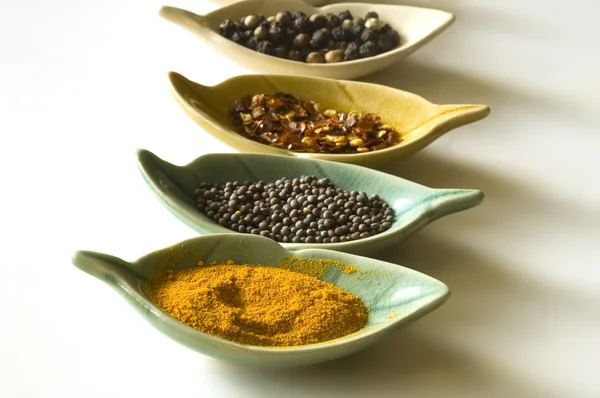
228;92;402;153
144;263;369;347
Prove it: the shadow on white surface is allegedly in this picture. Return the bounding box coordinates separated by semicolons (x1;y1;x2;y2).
212;325;556;397
362;60;582;124
383;152;600;230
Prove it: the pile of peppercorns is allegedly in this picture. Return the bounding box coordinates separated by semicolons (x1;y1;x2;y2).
219;10;401;63
194;176;394;244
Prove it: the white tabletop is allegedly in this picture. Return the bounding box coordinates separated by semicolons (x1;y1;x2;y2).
2;0;599;397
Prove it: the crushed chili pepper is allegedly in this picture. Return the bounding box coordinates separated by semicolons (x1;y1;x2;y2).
228;92;402;154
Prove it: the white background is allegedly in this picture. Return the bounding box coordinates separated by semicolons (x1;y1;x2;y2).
1;0;599;397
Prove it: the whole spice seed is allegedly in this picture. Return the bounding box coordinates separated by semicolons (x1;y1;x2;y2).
194;175;394;243
144;262;369;347
228;92;402;154
218;10;401;63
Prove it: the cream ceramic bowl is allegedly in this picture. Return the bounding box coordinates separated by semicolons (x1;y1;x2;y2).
160;0;455;79
168;71;490;168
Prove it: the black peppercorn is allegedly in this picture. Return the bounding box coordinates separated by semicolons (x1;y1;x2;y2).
325;13;340;29
335;41;348;51
365;11;379;19
256;40;275;55
338;10;353;21
268;24;286;44
309;13;327;29
350;24;363;40
380;23;393;34
230;31;244;45
246;36;259;50
242;29;253;40
318;27;332;40
234;21;244;31
360;28;379;43
390;30;401;47
219;19;237;37
310;29;330;49
333;26;351;41
286;25;298;35
293;15;313;33
377;34;392;52
290;11;307;20
343;42;360;61
359;41;379;58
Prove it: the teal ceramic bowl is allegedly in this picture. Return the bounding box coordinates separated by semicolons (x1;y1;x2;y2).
137;149;483;255
72;234;450;367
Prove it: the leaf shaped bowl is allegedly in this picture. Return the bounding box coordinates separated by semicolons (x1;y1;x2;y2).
159;0;455;80
168;72;490;168
137;149;484;256
72;234;450;366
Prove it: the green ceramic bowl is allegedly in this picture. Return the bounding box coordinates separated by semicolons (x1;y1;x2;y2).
137;149;484;255
72;234;450;367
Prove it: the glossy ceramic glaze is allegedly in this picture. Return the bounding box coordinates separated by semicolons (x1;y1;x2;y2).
168;72;490;168
137;149;484;255
160;0;455;79
72;234;450;366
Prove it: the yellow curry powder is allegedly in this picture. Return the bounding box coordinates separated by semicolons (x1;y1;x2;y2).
144;263;368;347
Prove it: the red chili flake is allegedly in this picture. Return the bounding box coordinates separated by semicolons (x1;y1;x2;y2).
228;92;402;154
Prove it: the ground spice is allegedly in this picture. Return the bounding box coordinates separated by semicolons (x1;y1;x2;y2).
229;92;402;154
278;256;360;278
144;263;369;347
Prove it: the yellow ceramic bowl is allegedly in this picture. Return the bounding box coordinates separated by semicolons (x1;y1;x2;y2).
168;71;490;168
